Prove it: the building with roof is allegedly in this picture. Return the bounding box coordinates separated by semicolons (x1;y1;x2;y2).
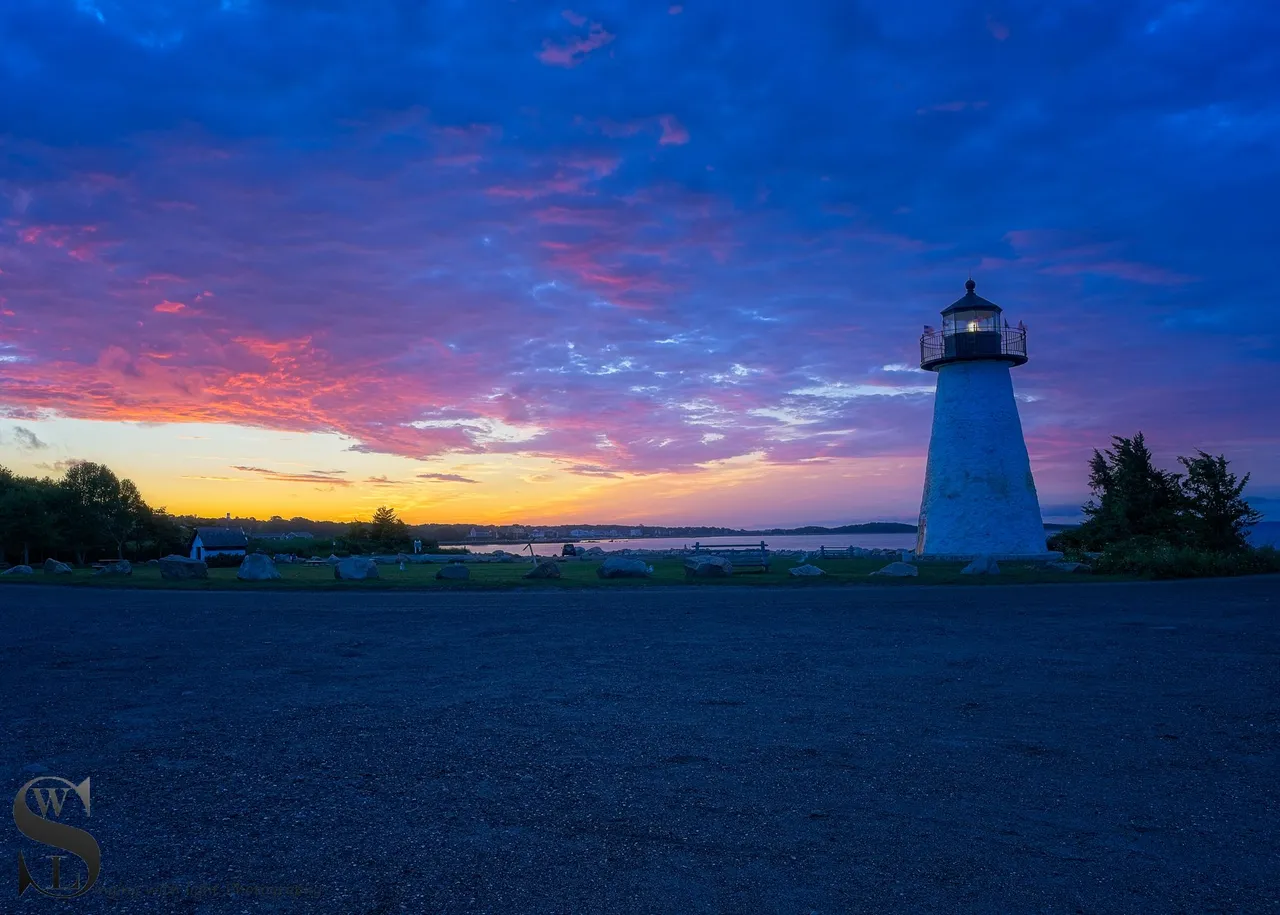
189;527;249;561
914;279;1056;560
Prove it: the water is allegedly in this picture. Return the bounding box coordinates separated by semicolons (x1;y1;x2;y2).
548;533;921;553
1248;521;1280;548
496;522;1280;555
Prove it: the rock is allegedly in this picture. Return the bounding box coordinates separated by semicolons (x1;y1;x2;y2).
159;554;209;580
961;555;1000;575
584;546;606;557
237;553;281;581
524;561;561;580
436;564;470;581
1047;561;1092;574
789;564;826;577
597;557;651;579
43;559;73;575
94;560;132;577
334;557;379;581
2;565;33;576
870;561;918;578
327;554;341;565
684;556;732;578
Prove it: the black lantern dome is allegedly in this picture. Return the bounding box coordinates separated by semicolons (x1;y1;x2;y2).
920;279;1027;371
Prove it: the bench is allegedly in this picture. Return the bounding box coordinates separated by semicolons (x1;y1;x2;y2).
690;541;770;573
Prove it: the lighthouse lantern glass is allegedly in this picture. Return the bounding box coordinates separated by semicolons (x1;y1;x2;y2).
943;308;998;336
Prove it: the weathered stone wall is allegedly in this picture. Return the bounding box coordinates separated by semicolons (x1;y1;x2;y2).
916;360;1048;556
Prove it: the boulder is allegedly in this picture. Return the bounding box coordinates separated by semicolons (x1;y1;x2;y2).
334;557;379;581
237;553;281;581
43;559;73;575
597;557;651;579
2;565;33;576
327;554;342;565
870;561;918;578
436;563;471;581
145;558;160;565
524;561;561;580
789;564;826;577
159;554;209;580
584;546;606;557
1047;561;1092;574
684;555;732;578
961;555;1000;576
94;560;132;577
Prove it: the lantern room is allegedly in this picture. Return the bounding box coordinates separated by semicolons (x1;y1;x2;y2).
919;279;1027;371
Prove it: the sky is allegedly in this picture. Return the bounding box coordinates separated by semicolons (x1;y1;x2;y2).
1;0;1278;527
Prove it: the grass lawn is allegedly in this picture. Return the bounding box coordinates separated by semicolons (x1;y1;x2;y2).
0;557;1131;590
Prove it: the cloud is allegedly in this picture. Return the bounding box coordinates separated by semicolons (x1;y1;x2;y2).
153;300;186;313
658;115;690;146
0;0;1275;520
916;101;989;115
417;472;480;484
538;19;615;68
231;466;353;485
12;426;48;450
561;463;623;478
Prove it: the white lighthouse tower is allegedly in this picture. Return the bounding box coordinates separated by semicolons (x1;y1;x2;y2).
914;280;1054;559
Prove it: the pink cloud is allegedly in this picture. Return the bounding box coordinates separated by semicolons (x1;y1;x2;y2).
658;115;690;146
986;16;1010;41
153;300;186;313
561;9;587;27
539;20;615;68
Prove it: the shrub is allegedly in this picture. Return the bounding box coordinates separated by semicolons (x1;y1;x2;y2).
1046;528;1090;556
204;553;245;568
1093;539;1280;579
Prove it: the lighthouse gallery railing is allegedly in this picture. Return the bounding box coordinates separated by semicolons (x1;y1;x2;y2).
919;326;1026;368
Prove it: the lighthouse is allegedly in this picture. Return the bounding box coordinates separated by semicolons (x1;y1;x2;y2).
914;280;1053;559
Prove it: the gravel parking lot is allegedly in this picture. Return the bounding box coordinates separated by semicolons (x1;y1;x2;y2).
3;577;1278;913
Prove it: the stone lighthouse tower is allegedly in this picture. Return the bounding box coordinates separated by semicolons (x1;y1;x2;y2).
914;280;1051;559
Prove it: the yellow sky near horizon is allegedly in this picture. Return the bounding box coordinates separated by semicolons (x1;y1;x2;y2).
0;417;926;526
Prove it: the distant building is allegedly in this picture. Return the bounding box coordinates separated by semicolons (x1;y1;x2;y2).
190;527;248;561
630;528;643;537
570;529;591;538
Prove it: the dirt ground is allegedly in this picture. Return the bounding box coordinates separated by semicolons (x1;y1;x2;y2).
3;577;1277;913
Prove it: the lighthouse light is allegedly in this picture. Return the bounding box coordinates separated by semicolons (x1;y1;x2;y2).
967;320;978;332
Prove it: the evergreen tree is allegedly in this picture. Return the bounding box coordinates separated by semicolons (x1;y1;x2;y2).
1080;432;1186;548
1177;451;1262;552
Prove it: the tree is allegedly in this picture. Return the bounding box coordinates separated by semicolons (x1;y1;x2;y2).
369;506;407;546
0;477;59;565
104;478;146;559
59;461;123;565
1178;451;1262;552
139;506;190;559
1079;432;1186;548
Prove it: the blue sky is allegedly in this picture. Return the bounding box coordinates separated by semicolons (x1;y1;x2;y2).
1;0;1277;525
